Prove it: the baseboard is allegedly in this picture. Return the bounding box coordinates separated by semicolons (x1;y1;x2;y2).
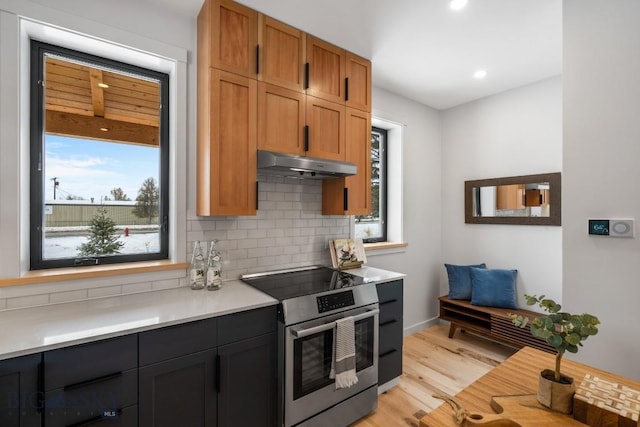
403;317;439;336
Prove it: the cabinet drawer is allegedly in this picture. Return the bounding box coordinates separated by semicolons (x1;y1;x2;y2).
376;280;403;304
46;404;137;427
139;317;217;366
379;318;403;355
218;306;276;346
45;335;137;391
44;369;137;426
378;347;402;386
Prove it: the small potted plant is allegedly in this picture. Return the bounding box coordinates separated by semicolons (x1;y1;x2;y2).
511;294;600;414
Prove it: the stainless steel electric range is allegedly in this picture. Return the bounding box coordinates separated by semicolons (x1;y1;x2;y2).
242;266;379;427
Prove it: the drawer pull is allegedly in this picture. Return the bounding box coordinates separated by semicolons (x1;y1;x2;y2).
64;371;122;391
379;349;398;358
380;319;398;327
380;299;398;306
66;408;122;427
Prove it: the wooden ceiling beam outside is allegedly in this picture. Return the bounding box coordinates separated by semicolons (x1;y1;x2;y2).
45;110;159;147
89;68;106;117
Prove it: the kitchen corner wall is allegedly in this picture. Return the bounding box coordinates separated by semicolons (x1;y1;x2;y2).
441;76;563;308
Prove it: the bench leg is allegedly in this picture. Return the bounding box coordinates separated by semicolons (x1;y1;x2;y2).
448;323;458;338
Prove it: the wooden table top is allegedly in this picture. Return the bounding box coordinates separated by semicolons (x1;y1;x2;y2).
419;346;640;427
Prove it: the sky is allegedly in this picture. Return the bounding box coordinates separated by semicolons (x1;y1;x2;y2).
44;135;159;203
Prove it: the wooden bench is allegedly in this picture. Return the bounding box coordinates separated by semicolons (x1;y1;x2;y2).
438;295;555;353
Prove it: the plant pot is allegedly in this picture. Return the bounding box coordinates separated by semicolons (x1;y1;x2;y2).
537;369;575;414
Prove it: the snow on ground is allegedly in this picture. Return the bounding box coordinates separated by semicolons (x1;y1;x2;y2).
44;232;160;258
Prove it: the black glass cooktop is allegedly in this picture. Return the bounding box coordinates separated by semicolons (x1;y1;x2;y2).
241;266;365;301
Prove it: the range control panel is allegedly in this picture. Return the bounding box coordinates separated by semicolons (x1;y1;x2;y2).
317;290;355;313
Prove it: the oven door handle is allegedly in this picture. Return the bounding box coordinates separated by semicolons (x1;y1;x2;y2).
290;308;380;338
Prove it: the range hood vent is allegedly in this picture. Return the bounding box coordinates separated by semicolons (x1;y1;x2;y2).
257;150;357;179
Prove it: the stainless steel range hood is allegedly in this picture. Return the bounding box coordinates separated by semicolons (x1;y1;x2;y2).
257;150;357;179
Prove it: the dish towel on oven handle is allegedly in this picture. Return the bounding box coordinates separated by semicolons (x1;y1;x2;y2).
329;316;359;389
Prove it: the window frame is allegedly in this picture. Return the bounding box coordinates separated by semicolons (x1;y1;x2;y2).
29;40;170;270
359;126;387;243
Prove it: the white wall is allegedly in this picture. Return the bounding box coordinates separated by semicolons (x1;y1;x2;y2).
441;77;563;307
369;87;442;334
564;0;640;380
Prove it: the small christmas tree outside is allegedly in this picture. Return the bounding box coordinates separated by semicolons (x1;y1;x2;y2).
77;206;124;256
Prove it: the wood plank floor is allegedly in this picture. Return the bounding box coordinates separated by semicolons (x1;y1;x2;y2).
352;324;518;427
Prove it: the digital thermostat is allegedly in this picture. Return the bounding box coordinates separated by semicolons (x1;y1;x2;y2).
588;219;635;238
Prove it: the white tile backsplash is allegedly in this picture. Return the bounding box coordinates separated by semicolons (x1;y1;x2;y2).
1;176;349;311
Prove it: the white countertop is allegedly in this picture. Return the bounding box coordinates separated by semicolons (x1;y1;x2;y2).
346;266;406;283
0;280;277;361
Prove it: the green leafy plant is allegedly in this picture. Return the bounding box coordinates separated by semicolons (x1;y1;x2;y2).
511;294;600;383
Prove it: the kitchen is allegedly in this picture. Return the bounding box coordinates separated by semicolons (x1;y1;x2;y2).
2;0;640;425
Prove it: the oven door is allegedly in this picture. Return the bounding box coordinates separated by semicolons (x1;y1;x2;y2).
284;304;379;427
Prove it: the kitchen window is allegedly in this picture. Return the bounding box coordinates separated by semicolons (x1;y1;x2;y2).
29;41;170;270
355;127;387;243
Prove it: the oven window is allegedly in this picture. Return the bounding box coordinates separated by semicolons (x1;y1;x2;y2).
293;316;375;400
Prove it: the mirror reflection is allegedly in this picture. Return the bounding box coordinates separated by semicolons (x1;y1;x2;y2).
465;172;561;226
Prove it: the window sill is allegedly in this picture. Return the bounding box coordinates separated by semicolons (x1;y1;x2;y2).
0;260;189;287
363;241;408;251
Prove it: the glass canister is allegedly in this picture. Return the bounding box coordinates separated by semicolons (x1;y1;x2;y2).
189;240;206;290
206;240;222;291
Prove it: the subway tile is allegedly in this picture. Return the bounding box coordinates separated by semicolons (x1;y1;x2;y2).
50;289;89;304
227;229;248;240
6;294;50;310
122;282;152;294
87;286;123;299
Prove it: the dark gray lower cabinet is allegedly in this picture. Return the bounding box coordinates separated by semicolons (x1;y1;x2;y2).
376;280;404;386
139;349;216;427
217;333;276;427
0;353;42;427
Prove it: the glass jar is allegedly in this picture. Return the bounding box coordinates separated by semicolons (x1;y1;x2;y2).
206;240;222;291
189;240;206;290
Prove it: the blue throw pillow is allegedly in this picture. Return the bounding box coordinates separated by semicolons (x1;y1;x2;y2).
445;263;486;300
469;267;519;309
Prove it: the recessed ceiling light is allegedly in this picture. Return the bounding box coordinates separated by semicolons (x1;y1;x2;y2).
450;0;468;11
97;82;109;89
99;127;109;132
473;69;487;79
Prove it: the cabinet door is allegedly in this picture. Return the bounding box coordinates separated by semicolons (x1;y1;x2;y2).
257;82;306;155
376;280;404;386
496;184;525;210
217;334;276;427
305;96;345;161
345;52;372;112
139;350;216;427
306;35;346;104
322;108;370;215
259;16;305;92
209;0;258;78
0;354;41;427
198;68;257;216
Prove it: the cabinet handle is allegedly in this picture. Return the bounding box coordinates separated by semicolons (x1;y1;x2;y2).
343;188;349;211
345;77;349;101
304;125;309;152
37;361;44;414
256;181;259;210
380;319;398;327
379;349;398;358
66;408;122;427
215;354;221;393
304;63;310;89
380;299;398;306
63;371;122;392
256;44;260;75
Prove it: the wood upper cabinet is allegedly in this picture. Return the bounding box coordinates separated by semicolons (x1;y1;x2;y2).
345;52;372;112
496;184;525;210
305;96;346;161
322;108;371;215
197;68;257;216
306;35;346;104
259;16;305;92
209;0;258;78
257;82;306;155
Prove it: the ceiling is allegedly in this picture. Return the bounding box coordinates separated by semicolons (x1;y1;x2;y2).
146;0;562;110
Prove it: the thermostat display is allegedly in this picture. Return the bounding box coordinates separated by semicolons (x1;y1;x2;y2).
589;218;635;238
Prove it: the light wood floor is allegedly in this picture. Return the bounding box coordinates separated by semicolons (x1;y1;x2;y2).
352;324;518;427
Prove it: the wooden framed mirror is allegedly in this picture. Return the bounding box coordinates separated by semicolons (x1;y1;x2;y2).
465;172;561;226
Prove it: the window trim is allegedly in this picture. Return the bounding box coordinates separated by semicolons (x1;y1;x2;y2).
359;126;388;243
29;40;170;270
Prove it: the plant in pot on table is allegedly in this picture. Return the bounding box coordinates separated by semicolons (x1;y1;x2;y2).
511;294;600;414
